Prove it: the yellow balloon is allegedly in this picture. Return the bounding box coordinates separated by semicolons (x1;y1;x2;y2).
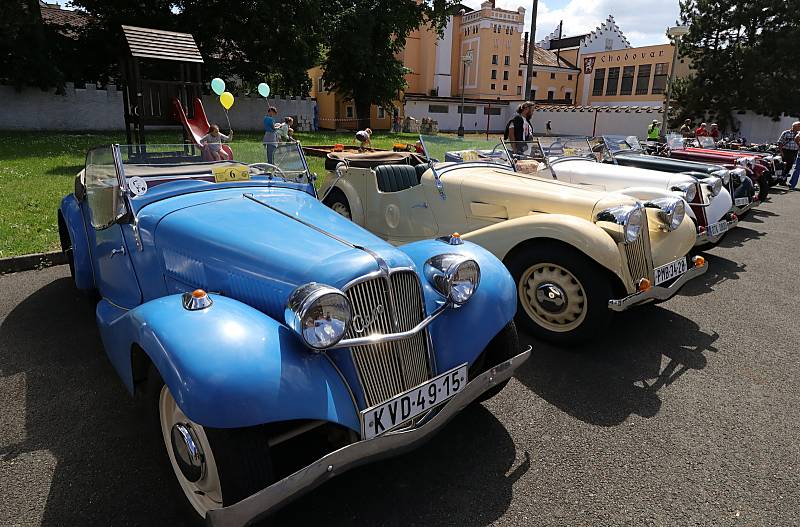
220;92;234;110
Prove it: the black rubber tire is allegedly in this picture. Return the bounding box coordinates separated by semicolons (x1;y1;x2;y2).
139;365;275;523
756;175;770;201
472;321;520;403
505;242;614;346
323;188;352;219
57;213;76;282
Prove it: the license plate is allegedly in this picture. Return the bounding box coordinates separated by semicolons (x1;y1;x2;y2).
708;220;729;237
775;169;783;177
734;197;749;207
360;363;468;440
654;257;689;286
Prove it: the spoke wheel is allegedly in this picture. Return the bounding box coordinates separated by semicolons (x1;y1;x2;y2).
325;189;352;220
519;263;587;333
159;386;223;518
331;201;352;219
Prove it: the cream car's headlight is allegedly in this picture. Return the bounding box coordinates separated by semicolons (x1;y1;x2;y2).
424;254;480;305
711;169;730;185
646;197;686;231
596;204;644;244
701;176;723;196
285;283;352;350
730;167;746;186
671;181;697;203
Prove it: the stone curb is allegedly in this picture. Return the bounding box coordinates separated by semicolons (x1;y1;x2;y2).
0;251;67;275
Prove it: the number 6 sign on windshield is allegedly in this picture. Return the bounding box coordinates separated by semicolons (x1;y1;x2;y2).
212;165;251;183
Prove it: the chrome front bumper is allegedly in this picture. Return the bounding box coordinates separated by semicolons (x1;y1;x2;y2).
608;261;708;312
694;216;739;246
205;347;532;527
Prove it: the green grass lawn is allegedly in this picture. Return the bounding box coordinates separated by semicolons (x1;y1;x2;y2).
0;130;421;257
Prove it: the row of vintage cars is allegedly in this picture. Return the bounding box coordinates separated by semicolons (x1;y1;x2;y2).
55;133;781;525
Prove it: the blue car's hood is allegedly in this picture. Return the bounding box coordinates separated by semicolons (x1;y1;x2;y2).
150;187;414;319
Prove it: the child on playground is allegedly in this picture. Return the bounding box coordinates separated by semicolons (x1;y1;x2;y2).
355;128;372;150
201;124;233;161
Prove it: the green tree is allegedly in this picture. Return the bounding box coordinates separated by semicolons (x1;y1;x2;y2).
677;0;800;129
0;1;64;90
321;0;455;129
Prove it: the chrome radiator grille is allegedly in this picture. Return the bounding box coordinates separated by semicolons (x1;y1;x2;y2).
344;271;431;407
624;214;654;283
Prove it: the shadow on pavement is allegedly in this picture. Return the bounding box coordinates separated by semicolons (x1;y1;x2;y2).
1;276;521;526
716;226;766;248
680;254;746;296
514;306;718;427
740;207;779;224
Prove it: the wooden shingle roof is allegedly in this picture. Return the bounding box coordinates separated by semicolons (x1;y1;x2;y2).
122;25;203;63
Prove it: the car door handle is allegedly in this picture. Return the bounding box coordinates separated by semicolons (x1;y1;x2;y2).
110;246;126;259
412;202;429;209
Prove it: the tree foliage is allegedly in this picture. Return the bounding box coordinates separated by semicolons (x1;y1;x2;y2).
676;0;800;129
0;1;64;90
321;0;455;128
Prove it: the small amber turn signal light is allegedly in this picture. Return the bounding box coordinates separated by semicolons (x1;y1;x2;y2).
192;289;207;298
637;278;652;292
183;289;213;310
692;255;706;267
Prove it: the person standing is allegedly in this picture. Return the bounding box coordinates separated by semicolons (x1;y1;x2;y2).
778;122;800;182
263;106;278;164
546;120;552;136
709;123;721;140
504;101;535;142
695;122;709;137
788;125;800;189
647;120;661;141
679;119;693;138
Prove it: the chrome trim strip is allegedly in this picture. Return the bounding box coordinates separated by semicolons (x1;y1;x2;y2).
608;261;708;311
204;346;532;527
331;303;448;349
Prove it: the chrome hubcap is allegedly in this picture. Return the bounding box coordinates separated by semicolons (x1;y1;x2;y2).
331;201;351;219
171;423;205;483
519;263;587;332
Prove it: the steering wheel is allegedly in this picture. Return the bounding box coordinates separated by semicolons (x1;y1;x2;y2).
249;162;287;180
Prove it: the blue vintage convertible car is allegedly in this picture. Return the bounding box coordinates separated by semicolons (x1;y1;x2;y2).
57;141;529;526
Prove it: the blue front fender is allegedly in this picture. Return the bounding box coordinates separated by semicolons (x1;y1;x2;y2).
95;295;360;432
398;239;517;373
59;194;94;290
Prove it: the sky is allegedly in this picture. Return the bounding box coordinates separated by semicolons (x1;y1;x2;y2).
462;0;682;47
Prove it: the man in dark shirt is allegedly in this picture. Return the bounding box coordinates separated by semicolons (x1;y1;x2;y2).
504;101;535;142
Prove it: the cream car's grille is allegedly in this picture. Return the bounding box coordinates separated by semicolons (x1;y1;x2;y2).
344;272;431;407
624;214;654;283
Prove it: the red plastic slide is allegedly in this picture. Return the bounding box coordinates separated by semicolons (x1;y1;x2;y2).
172;97;234;160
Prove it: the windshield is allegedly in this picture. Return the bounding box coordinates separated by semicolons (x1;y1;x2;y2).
603;135;642;153
537;137;596;161
696;136;717;149
418;134;512;167
666;133;686;151
116;141;314;198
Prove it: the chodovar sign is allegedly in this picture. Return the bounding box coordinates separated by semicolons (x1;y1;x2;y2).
599;49;667;63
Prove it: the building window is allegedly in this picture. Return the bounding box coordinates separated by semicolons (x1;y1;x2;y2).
547;90;554;101
378;107;385;119
517;86;522;95
503;84;508;91
565;92;572;102
504;55;510;66
503;71;509;80
317;77;325;92
620;66;635;95
568;74;573;80
457;105;477;114
492;54;498;65
532;71;537;77
491;70;497;79
490;83;496;90
518;70;522;77
605;67;620;96
592;68;606;96
428;104;449;114
605;38;613;51
346;106;354;118
550;73;556;79
484;107;501;115
530;89;536;100
652;63;669;94
635;64;652;95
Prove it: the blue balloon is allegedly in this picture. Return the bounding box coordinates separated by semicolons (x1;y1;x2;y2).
211;78;226;96
257;83;270;98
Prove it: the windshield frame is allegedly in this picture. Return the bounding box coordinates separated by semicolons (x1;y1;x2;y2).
602;135;644;154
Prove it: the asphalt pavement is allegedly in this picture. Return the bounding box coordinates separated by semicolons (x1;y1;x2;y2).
1;189;799;526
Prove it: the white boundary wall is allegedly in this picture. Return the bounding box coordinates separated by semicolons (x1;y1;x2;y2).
730;112;800;144
404;99;519;133
0;84;315;131
530;107;663;138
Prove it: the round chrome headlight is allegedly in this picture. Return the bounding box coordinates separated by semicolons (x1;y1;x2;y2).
671;181;697;203
647;197;685;231
424;254;481;305
285;283;352;350
702;176;722;196
596;204;644;243
730;167;746;186
711;169;730;185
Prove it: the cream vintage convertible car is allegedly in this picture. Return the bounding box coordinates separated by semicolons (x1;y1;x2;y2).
319;136;707;344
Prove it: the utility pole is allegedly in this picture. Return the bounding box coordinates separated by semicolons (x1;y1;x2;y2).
524;0;539;101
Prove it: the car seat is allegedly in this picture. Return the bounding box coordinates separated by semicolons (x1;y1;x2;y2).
375;164;422;192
